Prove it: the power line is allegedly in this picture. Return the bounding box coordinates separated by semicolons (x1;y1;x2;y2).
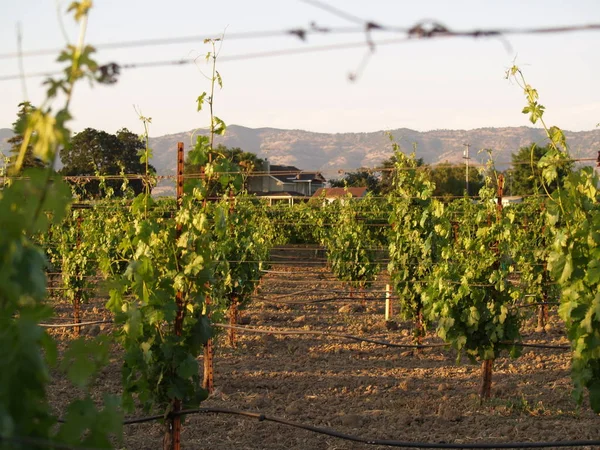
0;37;409;82
0;26;367;60
1;22;599;82
1;21;598;62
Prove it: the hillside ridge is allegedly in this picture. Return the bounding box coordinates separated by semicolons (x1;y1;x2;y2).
2;125;599;175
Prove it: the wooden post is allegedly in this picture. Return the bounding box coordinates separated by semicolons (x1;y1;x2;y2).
415;302;424;348
480;174;505;401
201;150;214;394
385;284;392;321
165;142;185;450
538;262;549;330
496;174;504;218
452;221;459;244
538;201;549;331
228;295;239;347
227;188;238;347
203;294;214;394
73;213;83;337
479;359;494;401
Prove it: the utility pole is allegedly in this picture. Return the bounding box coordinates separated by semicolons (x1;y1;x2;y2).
463;143;471;196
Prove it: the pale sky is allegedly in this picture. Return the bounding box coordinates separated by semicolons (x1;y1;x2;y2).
1;1;599;137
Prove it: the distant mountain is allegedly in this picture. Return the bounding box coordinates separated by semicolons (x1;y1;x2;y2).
148;125;600;176
0;128;13;158
2;125;598;180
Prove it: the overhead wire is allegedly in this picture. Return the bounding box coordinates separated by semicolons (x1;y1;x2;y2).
1;21;599;81
1;21;598;61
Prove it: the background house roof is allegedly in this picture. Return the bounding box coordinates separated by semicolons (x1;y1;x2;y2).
255;190;308;198
269;165;325;184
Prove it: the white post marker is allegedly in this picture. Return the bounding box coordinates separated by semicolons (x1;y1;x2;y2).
385;284;392;320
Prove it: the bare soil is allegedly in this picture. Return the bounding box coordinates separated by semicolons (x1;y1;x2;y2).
46;248;600;450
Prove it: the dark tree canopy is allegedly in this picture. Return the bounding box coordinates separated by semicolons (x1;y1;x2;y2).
503;143;573;196
185;144;265;173
329;169;382;195
60;127;155;198
7;102;46;171
184;143;265;196
379;155;425;194
331;156;483;199
428;162;484;199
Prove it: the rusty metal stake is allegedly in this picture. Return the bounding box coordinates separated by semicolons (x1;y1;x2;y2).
203;342;215;393
165;142;186;450
203;295;215;394
73;213;83;337
228;295;239;347
415;306;424;348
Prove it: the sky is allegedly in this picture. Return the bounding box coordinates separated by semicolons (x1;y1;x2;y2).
1;0;599;138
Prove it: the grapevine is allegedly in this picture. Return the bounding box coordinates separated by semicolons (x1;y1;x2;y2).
321;193;380;296
508;65;600;411
387;142;440;343
1;3;124;448
424;172;522;399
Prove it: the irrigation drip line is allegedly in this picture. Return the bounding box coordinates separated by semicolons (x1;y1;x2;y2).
442;279;558;288
268;257;392;263
35;318;569;351
217;324;570;351
255;295;393;305
262;288;396;295
40;319;112;329
46;287;102;291
514;342;569;350
234;259;389;265
261;268;321;274
515;301;560;308
271;246;389;251
253;278;394;285
0;435;103;450
120;406;600;449
257;287;321;297
214;324;448;349
42;270;559;291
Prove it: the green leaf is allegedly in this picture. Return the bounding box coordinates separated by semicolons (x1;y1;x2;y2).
176;354;199;379
549;126;567;150
67;1;92;22
212;116;226;135
586;260;600;285
197;92;207;111
61;337;109;388
588;380;600;413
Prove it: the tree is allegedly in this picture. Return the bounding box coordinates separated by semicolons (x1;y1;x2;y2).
60;127;154;198
7;102;46;171
329;168;381;194
504;143;573;196
184;144;264;196
429;162;484;199
379;155;424;194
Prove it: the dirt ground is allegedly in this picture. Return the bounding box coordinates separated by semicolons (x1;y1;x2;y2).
46;247;600;450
